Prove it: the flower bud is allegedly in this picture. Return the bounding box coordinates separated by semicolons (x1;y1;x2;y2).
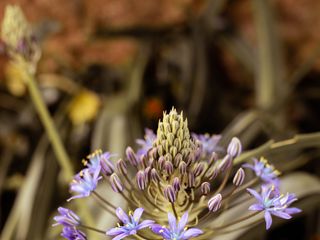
188;172;195;188
158;156;165;170
150;168;161;183
116;159;127;175
227;137;242;158
208;152;218;165
126;147;138;166
164;161;174;175
136;170;146;190
233;168;245;186
173;153;183;167
172;177;181;192
201;182;210;195
179;161;187;175
206;166;218;180
218;154;232;172
193;162;205;177
164;185;176;203
100;155;115;176
208;194;222;212
110;173;123;193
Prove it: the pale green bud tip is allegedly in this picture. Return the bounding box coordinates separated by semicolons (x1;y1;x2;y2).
1;5;30;48
154;107;193;159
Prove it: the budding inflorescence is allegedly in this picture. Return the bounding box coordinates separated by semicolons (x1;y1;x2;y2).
54;107;300;240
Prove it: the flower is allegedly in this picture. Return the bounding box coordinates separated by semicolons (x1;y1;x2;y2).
243;158;280;184
136;128;156;157
192;133;222;157
106;207;154;240
61;227;87;240
247;185;301;229
53;207;80;227
152;212;203;240
67;168;101;201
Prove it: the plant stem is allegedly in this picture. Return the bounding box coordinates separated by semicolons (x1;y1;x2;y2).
23;69;74;181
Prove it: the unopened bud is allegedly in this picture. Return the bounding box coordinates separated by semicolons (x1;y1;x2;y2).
164;161;174;175
164;185;176;203
188;172;195;188
193;162;205;177
233;168;245;186
208;152;218;165
172;177;180;192
126;147;138;166
100;154;115;176
136;170;146;190
206;166;219;180
158;156;165;170
110;173;123;193
227;137;242;158
201;182;210;195
150;168;161;183
208;194;222;212
173;153;183;167
218;154;232;172
179;161;187;175
116;159;127;175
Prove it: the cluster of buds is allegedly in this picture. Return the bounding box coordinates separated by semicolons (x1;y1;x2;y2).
1;5;40;73
54;108;301;240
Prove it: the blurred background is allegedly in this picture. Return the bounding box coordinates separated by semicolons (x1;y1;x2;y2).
0;0;319;239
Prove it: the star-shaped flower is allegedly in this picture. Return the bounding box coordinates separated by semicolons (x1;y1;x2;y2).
61;226;87;240
152;212;203;240
53;207;80;227
243;158;280;184
136;128;156;157
247;185;301;229
106;207;154;240
192;133;222;157
68;168;101;201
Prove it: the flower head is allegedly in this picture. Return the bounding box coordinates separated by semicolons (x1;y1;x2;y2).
106;207;154;240
61;227;87;240
53;207;80;227
243;158;280;184
247;185;301;229
68;168;101;201
152;212;203;240
136;128;156;157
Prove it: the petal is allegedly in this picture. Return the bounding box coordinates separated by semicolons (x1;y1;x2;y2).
270;210;292;219
167;212;177;232
106;227;126;236
112;232;129;240
137;220;155;230
181;228;203;239
178;212;188;233
133;208;144;222
248;204;264;211
247;188;262;202
264;211;272;230
116;207;130;224
284;207;302;215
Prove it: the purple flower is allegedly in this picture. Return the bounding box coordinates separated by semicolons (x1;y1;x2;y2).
192;133;222;157
152;212;203;240
53;207;80;227
67;168;101;201
61;227;87;240
247;185;301;229
106;207;154;240
243;158;280;184
86;151;116;175
136;128;156;157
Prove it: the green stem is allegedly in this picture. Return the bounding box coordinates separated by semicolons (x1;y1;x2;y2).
23;69;74;181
